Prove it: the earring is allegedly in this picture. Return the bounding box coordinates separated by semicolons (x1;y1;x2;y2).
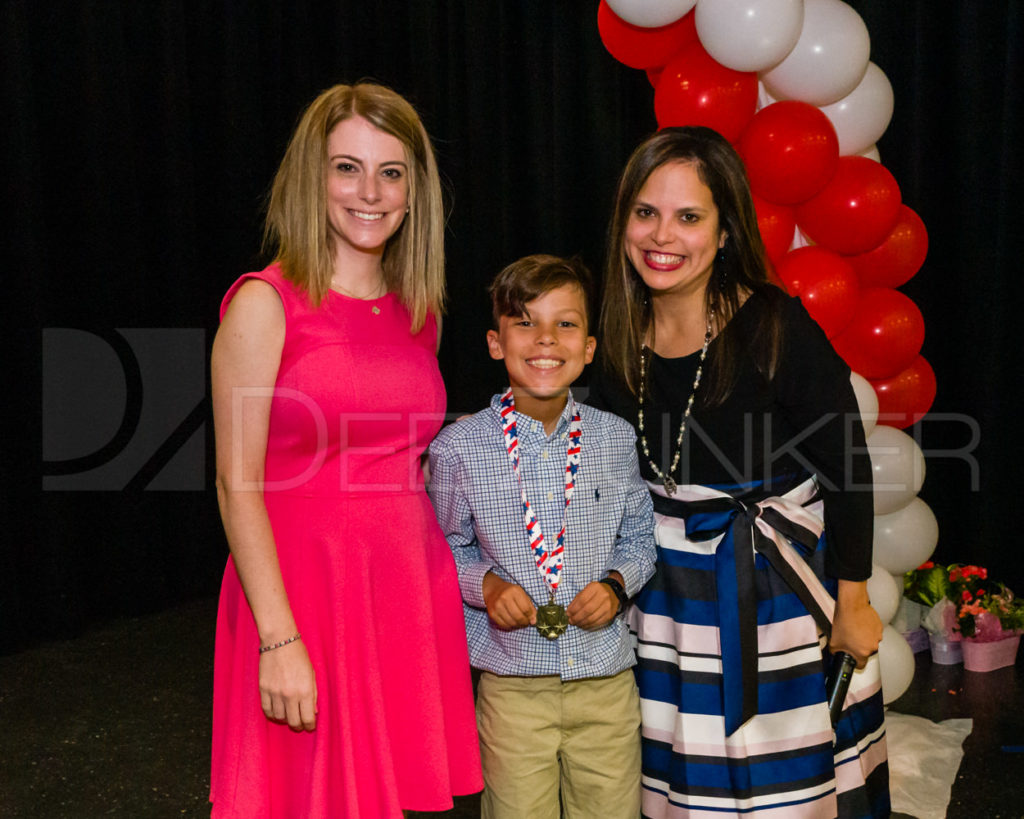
405;206;410;214
716;246;728;291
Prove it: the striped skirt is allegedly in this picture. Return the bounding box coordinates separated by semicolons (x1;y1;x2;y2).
630;477;889;818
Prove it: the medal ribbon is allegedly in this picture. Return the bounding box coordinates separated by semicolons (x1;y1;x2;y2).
498;389;582;597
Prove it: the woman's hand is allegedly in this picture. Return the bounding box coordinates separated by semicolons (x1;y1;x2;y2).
829;579;884;668
482;572;536;629
259;639;318;732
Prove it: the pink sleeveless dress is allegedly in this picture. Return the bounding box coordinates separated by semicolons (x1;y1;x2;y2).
210;264;482;818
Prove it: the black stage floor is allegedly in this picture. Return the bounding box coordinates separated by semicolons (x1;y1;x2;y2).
1;596;1022;818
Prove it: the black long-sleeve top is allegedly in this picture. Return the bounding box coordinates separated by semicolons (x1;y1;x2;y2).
586;289;874;582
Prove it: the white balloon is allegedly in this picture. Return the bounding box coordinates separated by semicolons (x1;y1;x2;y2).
789;226;814;250
866;563;901;624
695;0;803;73
858;144;881;162
872;497;939;575
867;424;925;515
820;62;895;156
849;371;878;436
757;80;777;112
606;0;697;28
760;0;871;106
877;624;915;704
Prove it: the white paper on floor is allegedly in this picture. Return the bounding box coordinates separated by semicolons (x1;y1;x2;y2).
885;710;972;819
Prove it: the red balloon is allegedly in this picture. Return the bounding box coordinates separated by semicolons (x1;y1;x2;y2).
845;205;929;288
764;255;784;289
831;287;925;379
597;2;698;70
738;101;839;205
752;195;796;266
870;355;937;428
796;156;902;255
775;246;859;338
654;42;758;142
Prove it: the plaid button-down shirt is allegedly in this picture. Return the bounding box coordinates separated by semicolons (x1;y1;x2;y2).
428;393;656;680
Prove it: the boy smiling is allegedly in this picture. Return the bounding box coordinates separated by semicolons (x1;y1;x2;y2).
428;254;656;818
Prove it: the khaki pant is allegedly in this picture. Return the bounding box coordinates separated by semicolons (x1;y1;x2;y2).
476;668;641;819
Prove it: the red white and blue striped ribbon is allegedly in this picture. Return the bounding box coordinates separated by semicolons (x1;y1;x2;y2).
498;388;582;597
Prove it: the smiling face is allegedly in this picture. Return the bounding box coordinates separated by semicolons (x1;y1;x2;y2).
487;283;596;426
325;115;409;263
624;160;727;299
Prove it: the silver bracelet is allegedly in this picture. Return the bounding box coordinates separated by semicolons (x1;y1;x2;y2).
259;633;301;654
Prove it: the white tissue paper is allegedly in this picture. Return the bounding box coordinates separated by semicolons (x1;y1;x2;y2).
885;710;972;819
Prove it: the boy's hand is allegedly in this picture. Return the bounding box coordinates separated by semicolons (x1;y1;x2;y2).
567;580;620;630
482;572;537;630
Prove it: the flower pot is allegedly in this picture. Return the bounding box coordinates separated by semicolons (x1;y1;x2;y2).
962;635;1021;672
928;632;962;665
902;627;930;653
895;598;930;631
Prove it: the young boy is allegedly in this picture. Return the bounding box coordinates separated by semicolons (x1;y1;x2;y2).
429;254;656;819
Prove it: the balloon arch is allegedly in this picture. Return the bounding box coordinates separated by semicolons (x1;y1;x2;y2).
599;0;934;703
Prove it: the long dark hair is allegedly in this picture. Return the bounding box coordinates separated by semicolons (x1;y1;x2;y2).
599;126;783;404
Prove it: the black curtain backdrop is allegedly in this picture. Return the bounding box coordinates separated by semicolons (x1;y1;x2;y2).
3;1;1020;654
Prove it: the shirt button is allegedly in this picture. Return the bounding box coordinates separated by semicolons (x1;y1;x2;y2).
546;491;554;501
542;450;550;459
567;657;574;667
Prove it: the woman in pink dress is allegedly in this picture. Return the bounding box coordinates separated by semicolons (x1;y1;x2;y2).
210;83;482;818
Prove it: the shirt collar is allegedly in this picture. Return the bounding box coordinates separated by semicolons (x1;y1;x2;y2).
489;390;577;441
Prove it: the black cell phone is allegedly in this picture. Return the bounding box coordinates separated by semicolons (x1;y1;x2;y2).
825;651;857;726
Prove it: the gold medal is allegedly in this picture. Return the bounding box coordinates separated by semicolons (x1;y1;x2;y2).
535;593;569;640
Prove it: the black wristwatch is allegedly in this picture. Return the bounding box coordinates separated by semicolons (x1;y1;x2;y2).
599;576;629;615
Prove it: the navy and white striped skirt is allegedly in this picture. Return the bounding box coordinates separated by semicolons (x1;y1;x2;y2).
629;477;889;818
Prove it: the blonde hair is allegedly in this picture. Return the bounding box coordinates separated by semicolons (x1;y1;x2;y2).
264;83;445;331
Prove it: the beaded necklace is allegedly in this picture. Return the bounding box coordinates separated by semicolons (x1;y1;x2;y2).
636;311;713;496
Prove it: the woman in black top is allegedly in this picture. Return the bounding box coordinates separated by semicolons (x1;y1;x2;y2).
588;126;889;818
